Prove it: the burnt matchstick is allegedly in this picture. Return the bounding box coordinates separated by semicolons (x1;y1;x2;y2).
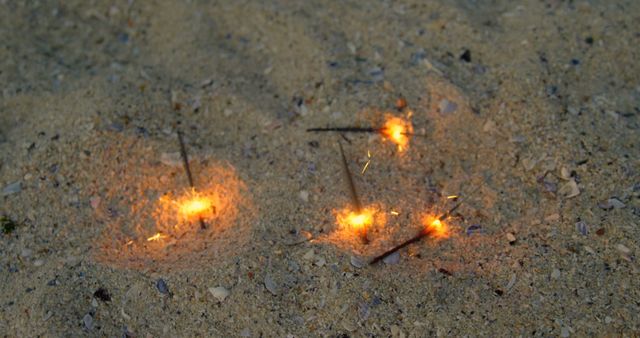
177;129;207;230
369;201;463;265
338;141;369;244
307;126;423;137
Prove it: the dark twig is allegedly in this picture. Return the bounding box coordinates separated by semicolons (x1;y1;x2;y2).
307;127;378;133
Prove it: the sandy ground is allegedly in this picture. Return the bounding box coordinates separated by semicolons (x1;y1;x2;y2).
1;0;639;336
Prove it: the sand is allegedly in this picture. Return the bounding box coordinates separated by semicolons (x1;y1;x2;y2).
1;0;639;336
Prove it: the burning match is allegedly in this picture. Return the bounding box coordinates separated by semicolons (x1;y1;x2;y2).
177;129;208;230
307;114;415;152
337;141;370;244
369;201;462;265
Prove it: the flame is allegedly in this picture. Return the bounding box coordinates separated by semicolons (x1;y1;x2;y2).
379;115;414;151
179;196;214;219
336;207;375;232
423;216;449;239
147;232;167;241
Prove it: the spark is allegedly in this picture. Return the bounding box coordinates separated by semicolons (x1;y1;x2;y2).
361;150;372;175
146;233;167;242
447;195;458;199
379;115;414;152
390;210;399;216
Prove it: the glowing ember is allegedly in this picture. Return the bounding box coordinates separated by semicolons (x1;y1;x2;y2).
446;195;458;199
146;232;167;241
379;115;414;151
390;210;399;216
423;216;449;239
179;196;214;219
336;207;378;242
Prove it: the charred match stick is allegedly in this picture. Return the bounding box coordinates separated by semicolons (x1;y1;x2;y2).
307;126;422;137
177;129;207;230
369;201;463;265
338;141;368;244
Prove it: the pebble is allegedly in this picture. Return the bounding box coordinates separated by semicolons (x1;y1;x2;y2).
616;244;631;255
466;224;483;236
558;179;580;198
303;249;315;261
551;269;561;279
90;196;101;210
156;278;169;294
160;152;182;167
298;190;309;203
240;328;251;337
208;286;230;302
606;198;626;209
506;273;517;291
438;99;458;114
314;256;326;267
522;157;536;171
560;327;570;337
544;213;560;222
2;181;21;196
20;248;33;257
575;221;588;236
383;251;400;265
506;233;517;244
83;313;94;330
264;274;278;295
350;255;365;268
33;259;44;267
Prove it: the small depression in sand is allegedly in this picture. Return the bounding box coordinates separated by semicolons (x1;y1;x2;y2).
88;133;254;270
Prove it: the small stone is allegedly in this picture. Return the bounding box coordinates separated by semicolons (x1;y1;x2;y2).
264;274;278;295
383;251;400;265
20;249;32;257
156;278;169;294
298;190;309;203
314;256;326;267
482;120;496;132
522;157;536;171
33;259;44;267
551;269;561;279
545;213;560;222
506;233;517;244
303;249;315;261
506;273;517;291
90;196;101;210
616;244;631;255
438;99;458;114
93;288;111;302
558;179;580;198
208;286;230;302
83;313;94;330
584;246;596;255
606;198;626;209
575;221;588;236
605;316;613;324
560;167;571;180
224;108;233;117
240;328;251;337
2;181;21;196
561;327;570;337
350;255;365;268
160;152;182;167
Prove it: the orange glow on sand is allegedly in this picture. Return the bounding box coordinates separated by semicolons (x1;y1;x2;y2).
422;216;449;239
380;115;414;151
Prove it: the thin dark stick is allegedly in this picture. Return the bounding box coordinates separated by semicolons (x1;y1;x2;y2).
307;126;427;138
369;202;464;265
369;229;432;265
177;129;207;230
307;127;378;133
338;141;368;244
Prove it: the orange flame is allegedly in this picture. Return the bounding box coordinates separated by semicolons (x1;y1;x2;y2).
422;216;449;239
336;206;376;233
379;115;414;152
179;195;215;220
